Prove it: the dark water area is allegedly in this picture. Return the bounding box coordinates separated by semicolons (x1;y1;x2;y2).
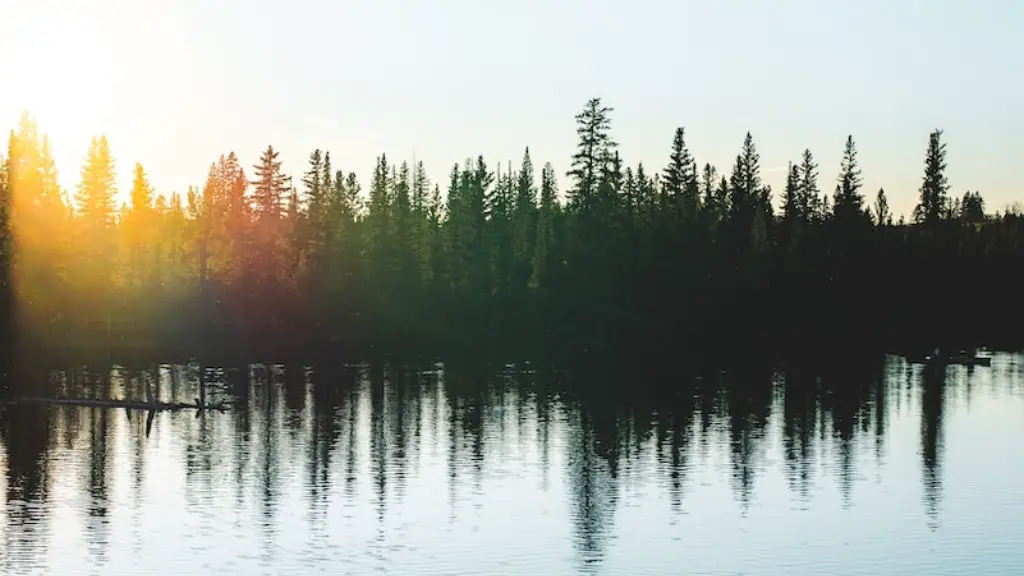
1;354;1023;575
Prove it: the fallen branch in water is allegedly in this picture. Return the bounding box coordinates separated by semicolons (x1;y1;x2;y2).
3;396;230;412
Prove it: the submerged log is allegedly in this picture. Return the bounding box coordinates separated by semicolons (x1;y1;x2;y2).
4;396;229;411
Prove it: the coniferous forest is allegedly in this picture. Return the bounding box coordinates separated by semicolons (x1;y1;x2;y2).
1;98;1022;370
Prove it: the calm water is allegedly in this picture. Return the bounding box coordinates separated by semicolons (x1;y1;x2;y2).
2;354;1024;575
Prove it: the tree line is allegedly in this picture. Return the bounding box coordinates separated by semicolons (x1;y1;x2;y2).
1;99;1022;366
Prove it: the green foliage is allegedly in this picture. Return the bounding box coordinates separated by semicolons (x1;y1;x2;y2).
1;100;1021;362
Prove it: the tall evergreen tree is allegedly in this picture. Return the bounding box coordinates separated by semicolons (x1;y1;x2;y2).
248;145;292;304
873;188;891;227
780;163;803;254
124;163;155;289
513;147;537;287
76;136;117;230
75;135;118;292
530;162;558;291
567;98;616;214
663;127;700;219
914;129;950;226
798;149;822;221
251;145;290;222
833;135;867;223
727;132;768;254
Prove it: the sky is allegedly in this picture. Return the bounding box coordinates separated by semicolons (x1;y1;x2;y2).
0;0;1021;218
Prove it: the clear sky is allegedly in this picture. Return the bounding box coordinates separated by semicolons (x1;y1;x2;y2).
1;0;1020;217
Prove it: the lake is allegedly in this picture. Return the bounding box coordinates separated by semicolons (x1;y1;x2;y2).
2;353;1023;575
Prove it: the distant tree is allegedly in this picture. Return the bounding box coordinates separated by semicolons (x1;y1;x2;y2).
248;145;292;302
780;163;803;253
530;162;558;291
727;132;769;254
124;162;155;290
567;98;616;214
798;149;822;222
873;188;891;227
832;135;867;224
75;135;118;291
914;129;950;226
3;100;1023;369
959;191;985;225
781;163;802;223
662;127;700;220
513;147;537;289
76;136;117;230
129;162;154;212
251;145;290;222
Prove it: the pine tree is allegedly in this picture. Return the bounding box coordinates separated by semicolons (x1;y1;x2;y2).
76;136;117;230
221;151;250;284
513;147;537;287
700;163;719;219
873;188;891;227
75;135;118;292
302;149;328;276
798;149;822;222
366;155;392;284
413;161;433;284
833;135;866;223
125;163;155;289
780;163;802;253
412;160;430;216
959;191;984;225
530;162;558;291
567;98;616;214
663;127;700;218
251;145;290;222
302;149;323;209
727;133;766;254
914;129;949;226
248;145;292;300
129;163;154;212
391;161;416;295
781;163;801;223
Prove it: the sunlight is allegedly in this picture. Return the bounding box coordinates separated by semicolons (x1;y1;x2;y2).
4;1;120;186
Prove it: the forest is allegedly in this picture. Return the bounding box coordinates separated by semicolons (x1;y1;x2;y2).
0;98;1022;368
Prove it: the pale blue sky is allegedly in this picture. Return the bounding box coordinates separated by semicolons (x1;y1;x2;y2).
1;0;1021;217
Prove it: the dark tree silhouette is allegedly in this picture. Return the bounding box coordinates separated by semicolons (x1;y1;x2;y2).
0;101;1022;371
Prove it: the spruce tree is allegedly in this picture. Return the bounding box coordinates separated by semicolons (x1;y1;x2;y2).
513;147;537;287
302;149;328;276
960;191;984;225
780;163;802;254
76;136;117;230
727;133;765;255
914;129;949;226
125;163;155;289
567;98;616;214
781;163;801;222
874;188;891;227
796;149;822;222
75;135;118;293
663;127;700;219
249;145;292;301
833;135;866;223
700;163;719;218
530;162;558;291
251;145;290;222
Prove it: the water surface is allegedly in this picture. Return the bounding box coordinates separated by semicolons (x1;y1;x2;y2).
2;355;1023;575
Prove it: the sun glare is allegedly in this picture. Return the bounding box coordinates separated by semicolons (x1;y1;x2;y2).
4;1;120;192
